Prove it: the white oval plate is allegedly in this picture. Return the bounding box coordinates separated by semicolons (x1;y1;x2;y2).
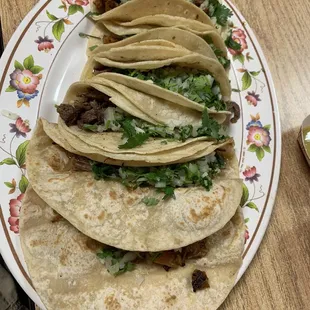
0;1;281;308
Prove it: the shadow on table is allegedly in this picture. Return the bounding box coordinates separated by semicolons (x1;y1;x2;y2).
0;255;35;310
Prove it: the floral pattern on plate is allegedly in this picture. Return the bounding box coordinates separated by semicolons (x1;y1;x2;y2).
0;1;280;308
5;56;43;107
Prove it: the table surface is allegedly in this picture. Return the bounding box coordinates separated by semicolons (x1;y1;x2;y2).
1;0;310;309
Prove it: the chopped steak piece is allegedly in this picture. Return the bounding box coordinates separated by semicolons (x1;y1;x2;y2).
80;109;99;124
56;104;79;126
93;0;120;13
103;35;121;44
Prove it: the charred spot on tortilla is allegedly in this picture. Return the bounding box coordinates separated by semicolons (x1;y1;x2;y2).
192;269;210;292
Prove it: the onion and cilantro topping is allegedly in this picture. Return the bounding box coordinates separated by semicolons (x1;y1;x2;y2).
57;91;227;150
97;240;210;293
97;248;137;276
91;151;226;200
110;67;226;111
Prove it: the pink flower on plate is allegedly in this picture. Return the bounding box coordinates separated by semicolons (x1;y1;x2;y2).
35;36;54;53
10;69;39;94
8;193;24;234
246;91;261;107
9;117;31;138
247;126;271;148
228;29;248;55
243;166;261;183
65;0;89;5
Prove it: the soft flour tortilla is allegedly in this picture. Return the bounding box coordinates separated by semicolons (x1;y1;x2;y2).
20;186;244;310
80;63;230;122
93;50;231;100
95;72;230;121
44;119;233;166
88;27;226;59
64;80;205;128
83;79;204;128
102;19;227;54
26;120;243;251
93;0;214;25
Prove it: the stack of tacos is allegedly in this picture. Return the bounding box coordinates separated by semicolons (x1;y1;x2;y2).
20;1;245;309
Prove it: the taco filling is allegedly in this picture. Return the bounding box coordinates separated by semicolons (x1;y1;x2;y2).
95;67;227;110
57;148;226;200
57;88;226;149
96;240;210;292
90;0;241;54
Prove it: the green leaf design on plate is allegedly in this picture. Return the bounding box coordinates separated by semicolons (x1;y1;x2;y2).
242;71;252;91
244;217;250;223
16;140;29;167
232;88;241;93
23;55;34;70
263;145;271;153
0;158;16;166
250;70;261;77
248;144;258;152
256;147;265;161
233;54;245;65
52;20;65;41
240;183;249;207
4;182;14;189
30;66;44;74
263;124;271;131
68;4;84;15
19;175;29;193
5;85;16;92
14;60;24;70
246;202;259;212
46;10;58;21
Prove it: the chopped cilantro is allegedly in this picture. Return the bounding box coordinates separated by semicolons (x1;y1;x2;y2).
111;67;226;111
82;106;226;149
89;45;98;51
97;248;136;276
92;152;226;200
207;0;233;26
225;32;242;51
141;197;160;206
118;119;150;149
197;109;222;140
209;43;230;69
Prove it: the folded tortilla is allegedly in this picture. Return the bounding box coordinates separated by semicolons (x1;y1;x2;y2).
90;46;231;100
20;186;244;310
88;27;226;59
87;26;227;59
26;120;243;251
93;0;214;25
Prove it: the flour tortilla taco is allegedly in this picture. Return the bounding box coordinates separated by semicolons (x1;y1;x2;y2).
87;27;228;62
26;120;243;251
55;80;231;158
20;185;245;310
